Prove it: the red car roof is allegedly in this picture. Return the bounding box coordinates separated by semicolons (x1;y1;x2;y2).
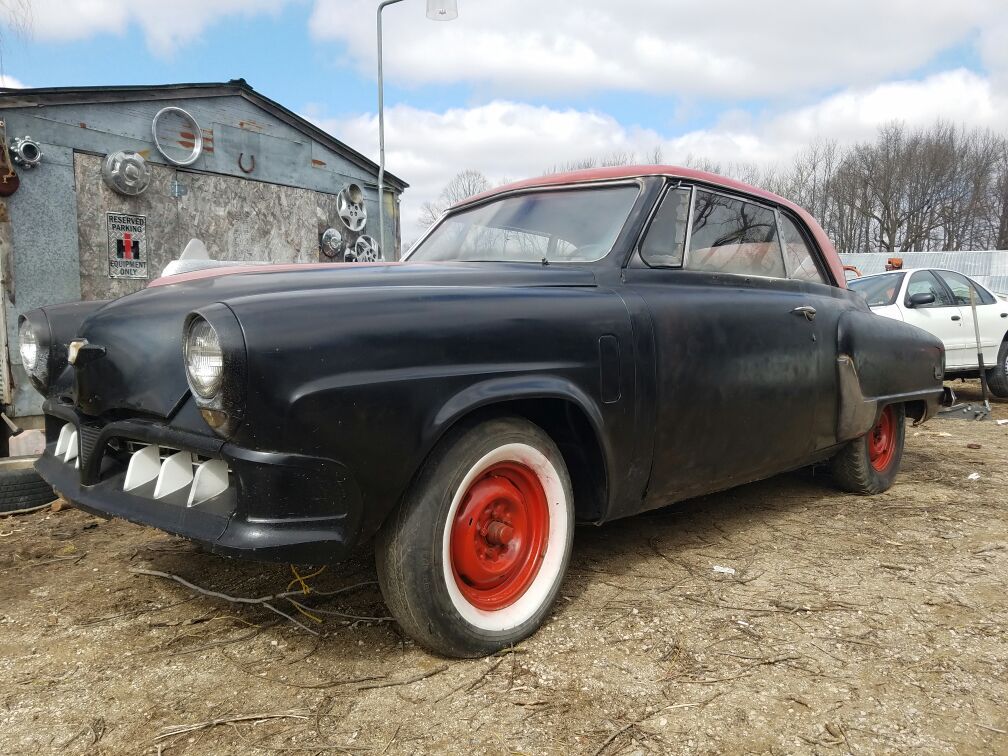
453;165;846;286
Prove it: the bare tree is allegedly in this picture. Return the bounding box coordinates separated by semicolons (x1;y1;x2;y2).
418;169;491;228
829;122;1007;252
427;123;1008;253
546;146;666;175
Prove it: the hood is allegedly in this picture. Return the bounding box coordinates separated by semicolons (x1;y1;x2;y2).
73;261;597;419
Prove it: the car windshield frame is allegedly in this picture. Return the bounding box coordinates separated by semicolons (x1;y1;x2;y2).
848;271;906;307
405;181;643;265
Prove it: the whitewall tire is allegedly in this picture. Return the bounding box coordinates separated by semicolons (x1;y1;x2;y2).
376;417;574;657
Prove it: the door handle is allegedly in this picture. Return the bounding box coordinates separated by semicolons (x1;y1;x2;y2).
791;305;816;321
1001;313;1007;318
951;315;961;321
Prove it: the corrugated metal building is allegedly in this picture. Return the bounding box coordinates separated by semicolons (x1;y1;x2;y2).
840;251;1008;294
0;80;407;424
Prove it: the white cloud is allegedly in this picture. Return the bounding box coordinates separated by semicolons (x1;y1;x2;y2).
317;69;1008;243
317;101;664;242
0;75;25;88
311;0;1005;99
0;0;292;55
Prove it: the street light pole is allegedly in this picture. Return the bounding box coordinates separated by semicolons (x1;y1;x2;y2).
376;0;405;260
376;0;458;259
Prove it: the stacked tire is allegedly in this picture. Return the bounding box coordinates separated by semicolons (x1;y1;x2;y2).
0;467;55;514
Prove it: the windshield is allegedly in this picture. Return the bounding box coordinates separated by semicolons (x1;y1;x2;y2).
408;185;640;263
848;272;905;307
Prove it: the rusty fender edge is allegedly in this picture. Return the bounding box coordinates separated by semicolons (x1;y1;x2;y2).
836;355;942;442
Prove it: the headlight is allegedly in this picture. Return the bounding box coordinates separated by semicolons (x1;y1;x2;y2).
182;307;247;439
19;319;39;371
184;318;224;399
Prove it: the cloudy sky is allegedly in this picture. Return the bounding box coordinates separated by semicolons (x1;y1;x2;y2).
3;0;1007;240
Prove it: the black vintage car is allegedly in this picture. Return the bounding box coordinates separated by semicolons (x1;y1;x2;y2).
21;166;944;657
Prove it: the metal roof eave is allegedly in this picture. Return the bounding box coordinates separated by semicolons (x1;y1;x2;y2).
0;80;407;192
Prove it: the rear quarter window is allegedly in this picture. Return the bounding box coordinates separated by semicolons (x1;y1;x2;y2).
779;215;827;284
686;190;786;278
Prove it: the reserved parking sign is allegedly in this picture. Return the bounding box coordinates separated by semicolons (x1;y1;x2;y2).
106;212;148;279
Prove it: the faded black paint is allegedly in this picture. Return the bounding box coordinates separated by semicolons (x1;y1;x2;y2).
26;179;945;563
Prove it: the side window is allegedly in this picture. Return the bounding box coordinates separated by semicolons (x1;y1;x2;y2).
686;190;786;278
936;270;994;305
640;187;690;267
779;215;827;284
905;271;954;307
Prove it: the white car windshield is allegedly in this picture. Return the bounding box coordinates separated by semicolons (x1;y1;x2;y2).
848;272;905;307
409;185;640;263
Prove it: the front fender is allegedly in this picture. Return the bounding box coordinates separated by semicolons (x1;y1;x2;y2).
431;374;607;441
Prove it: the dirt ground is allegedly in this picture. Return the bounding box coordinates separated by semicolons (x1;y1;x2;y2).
1;381;1006;755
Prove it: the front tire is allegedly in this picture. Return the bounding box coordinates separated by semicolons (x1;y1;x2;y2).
375;417;574;658
986;339;1008;398
831;403;905;495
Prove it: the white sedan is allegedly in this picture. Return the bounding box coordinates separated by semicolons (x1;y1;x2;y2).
848;268;1008;397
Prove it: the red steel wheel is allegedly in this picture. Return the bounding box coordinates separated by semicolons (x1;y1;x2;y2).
449;461;549;611
867;405;897;472
375;418;574;657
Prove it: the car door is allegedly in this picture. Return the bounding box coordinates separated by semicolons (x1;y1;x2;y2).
775;211;850;451
623;184;824;509
933;270;1008;368
900;271;968;368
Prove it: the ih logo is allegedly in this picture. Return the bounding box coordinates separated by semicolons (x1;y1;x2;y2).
117;232;138;259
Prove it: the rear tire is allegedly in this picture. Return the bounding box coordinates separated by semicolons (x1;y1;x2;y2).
831;403;905;495
986;339;1008;398
375;417;574;658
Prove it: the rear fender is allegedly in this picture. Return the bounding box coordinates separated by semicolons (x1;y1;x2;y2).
836;310;944;440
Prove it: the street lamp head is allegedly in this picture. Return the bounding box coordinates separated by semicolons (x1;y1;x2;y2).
426;0;458;21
